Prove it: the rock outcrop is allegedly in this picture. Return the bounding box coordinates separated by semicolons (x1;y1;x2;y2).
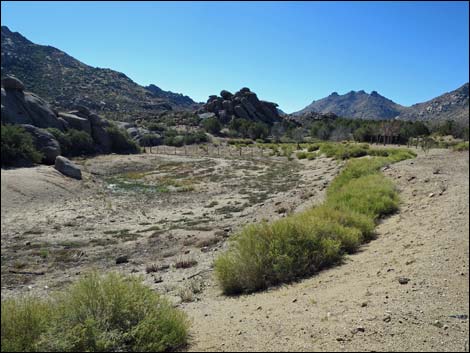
19;124;61;164
54;156;82;180
58;112;92;135
202;88;282;125
1;79;133;155
1;75;25;91
1;76;65;129
115;121;160;145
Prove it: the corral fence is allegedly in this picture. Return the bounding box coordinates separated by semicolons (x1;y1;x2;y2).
144;144;270;159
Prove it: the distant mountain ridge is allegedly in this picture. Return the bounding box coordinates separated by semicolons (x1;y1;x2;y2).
294;84;469;123
295;90;405;120
145;84;197;107
1;26;198;121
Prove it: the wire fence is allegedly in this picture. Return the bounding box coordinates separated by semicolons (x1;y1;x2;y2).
144;144;269;159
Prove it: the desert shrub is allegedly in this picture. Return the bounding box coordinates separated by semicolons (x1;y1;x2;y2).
1;272;188;352
214;220;342;294
183;131;209;145
307;152;316;160
214;148;416;295
296;151;308;159
1;124;43;167
319;142;369;160
227;138;254;145
47;128;95;156
453;141;469;151
202;117;221;135
1;297;53;352
140;133;161;147
307;144;320;152
326;174;399;219
106;125;140;154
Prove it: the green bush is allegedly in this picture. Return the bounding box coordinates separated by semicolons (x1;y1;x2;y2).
307;144;320;152
214;219;342;294
319;142;369;160
106;125;140;154
307;153;316;160
1;124;43;167
202;117;221;135
47;128;95;157
214;146;416;295
326;174;399;219
453;141;469;151
296;151;308;159
227;138;254;145
140;133;162;147
1;297;52;352
1;272;188;352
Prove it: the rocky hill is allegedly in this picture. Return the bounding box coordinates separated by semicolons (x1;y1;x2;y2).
145;84;197;107
294;90;405;120
201;88;282;125
1;26;198;121
396;82;469;124
2;75;139;164
295;84;469;124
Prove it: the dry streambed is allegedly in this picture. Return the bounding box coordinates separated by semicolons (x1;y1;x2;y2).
1;152;341;303
183;149;469;352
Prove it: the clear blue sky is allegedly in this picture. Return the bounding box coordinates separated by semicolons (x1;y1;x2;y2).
1;1;469;113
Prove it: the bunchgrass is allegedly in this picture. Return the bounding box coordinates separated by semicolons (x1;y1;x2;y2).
214;147;416;295
1;272;188;352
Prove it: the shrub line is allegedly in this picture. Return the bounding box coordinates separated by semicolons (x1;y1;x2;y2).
214;148;417;295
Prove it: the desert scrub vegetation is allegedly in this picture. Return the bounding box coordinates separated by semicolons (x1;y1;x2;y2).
214;148;416;294
318;142;370;160
453;141;469;151
105;124;140;154
47;128;95;157
296;151;316;160
1;272;188;352
1;124;43;167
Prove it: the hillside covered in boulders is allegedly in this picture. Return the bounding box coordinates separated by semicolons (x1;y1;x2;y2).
396;82;469;124
1;75;139;167
1;26;199;122
294;84;469;124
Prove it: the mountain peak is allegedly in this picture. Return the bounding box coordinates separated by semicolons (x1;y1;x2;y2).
294;90;404;120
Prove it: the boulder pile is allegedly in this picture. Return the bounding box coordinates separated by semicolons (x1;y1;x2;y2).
1;76;126;156
202;88;281;124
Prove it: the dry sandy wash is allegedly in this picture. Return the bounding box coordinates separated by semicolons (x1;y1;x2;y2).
1;148;468;352
183;149;469;352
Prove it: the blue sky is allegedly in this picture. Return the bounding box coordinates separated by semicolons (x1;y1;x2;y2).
1;1;469;113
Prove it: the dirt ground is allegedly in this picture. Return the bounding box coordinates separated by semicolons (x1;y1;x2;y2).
1;151;342;304
1;147;468;352
182;148;469;352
